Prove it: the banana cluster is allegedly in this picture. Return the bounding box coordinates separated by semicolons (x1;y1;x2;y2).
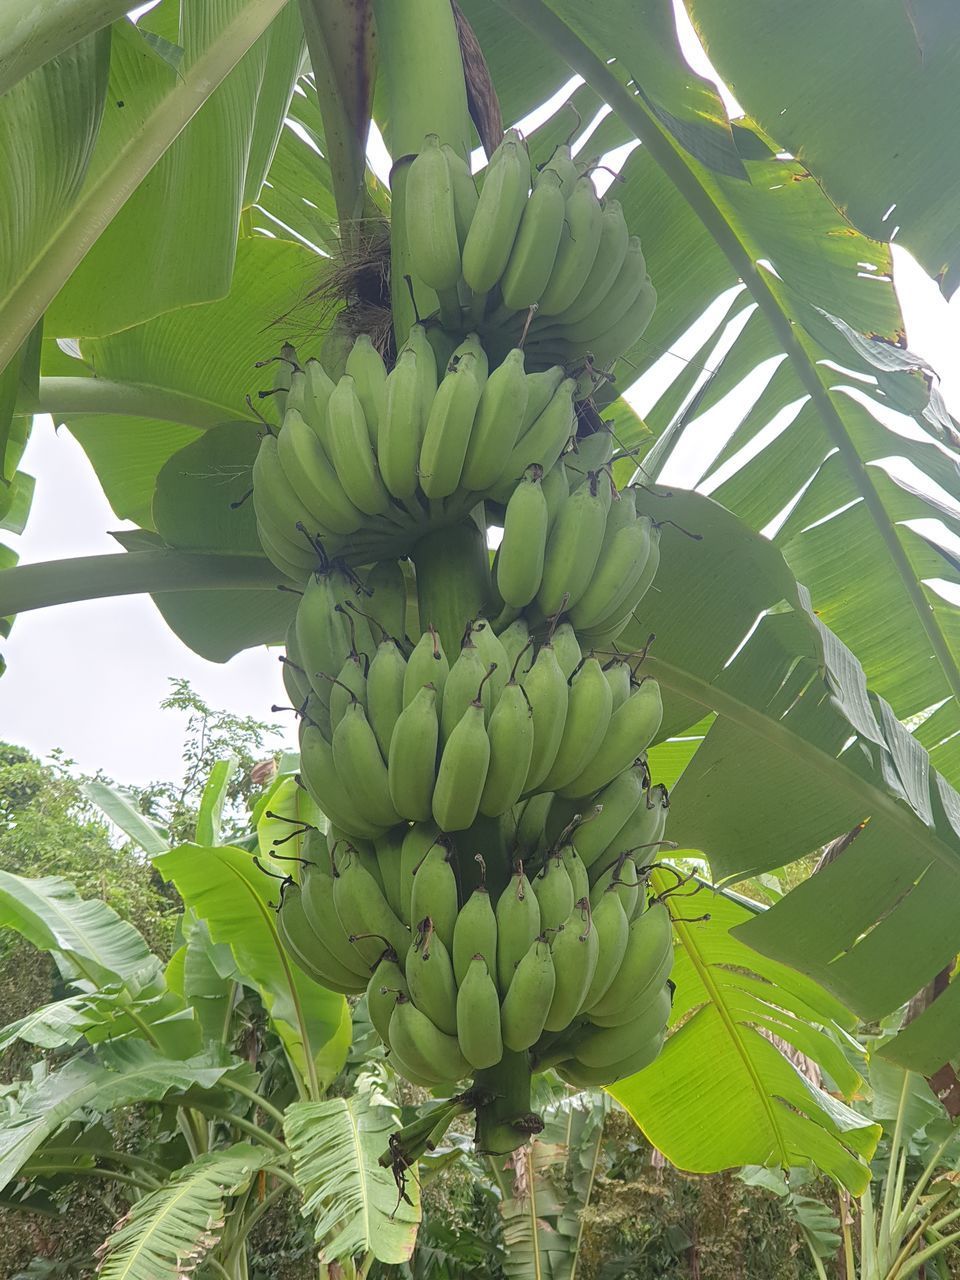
494;450;662;647
252;329;577;582
284;559;664;839
405;131;656;374
276;779;674;1090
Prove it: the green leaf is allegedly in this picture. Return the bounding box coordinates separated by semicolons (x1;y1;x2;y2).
0;1040;232;1192
612;488;960;1071
62;234;327;527
195;757;238;847
0;996;100;1054
612;876;879;1193
257;774;322;865
0;0;130;96
0;869;159;988
284;1093;421;1264
96;1143;274;1280
686;0;960;290
155;844;351;1090
83;779;171;854
0;0;295;374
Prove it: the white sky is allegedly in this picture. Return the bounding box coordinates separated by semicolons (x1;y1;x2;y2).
2;13;958;787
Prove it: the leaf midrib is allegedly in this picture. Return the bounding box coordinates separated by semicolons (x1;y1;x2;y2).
650;867;790;1167
498;0;960;716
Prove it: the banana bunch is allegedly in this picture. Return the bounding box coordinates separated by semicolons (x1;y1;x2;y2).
275;804;674;1090
291;559;664;838
252;330;578;582
494;455;663;646
404;132;656;374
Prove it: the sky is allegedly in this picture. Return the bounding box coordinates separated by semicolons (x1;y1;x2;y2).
2;14;959;788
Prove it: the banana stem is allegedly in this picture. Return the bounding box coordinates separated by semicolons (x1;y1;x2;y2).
473;1051;542;1157
411;520;493;658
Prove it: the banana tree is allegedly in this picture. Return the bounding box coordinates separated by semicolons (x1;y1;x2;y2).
2;0;960;1189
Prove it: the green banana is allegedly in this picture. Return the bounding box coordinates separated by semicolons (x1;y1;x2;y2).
478;675;534;817
331;844;410;963
544;897;598;1030
388;683;440;822
521;641;569;791
541;657;614;791
374;827;406;920
405;133;462;292
587;938;674;1027
378;348;425;501
495;865;541;990
253;433;332;547
558;679;663;798
432;697;491;832
299;724;387;839
366;638;407;758
566;428;614;487
399;823;442;924
541;459;569;533
326;374;392;515
329;653;367;732
556;200;630;326
582;523;661;645
403;627;449;705
536;176;603;316
500;935;556;1051
300;862;374;977
367;951;408;1045
419;351;483;499
543;235;646;344
452;868;498;984
441;628;492;740
277;408;364;534
278;881;367;993
456;955;503;1068
461;129;530;295
519;365;566;432
488;377;576;500
496;617;534;679
537;471;611;616
551;622;582;681
602;657;632;710
296;569;357;701
533;853;575;932
405;918;459;1035
587;901;673;1019
575;983;671;1067
580;888;630;1010
496;465;548;608
389;994;469;1084
586;278;657;368
470;618;509;705
538;142;579;195
302;358;336;443
441;143;479;249
589;854;641;920
570;511;652;632
557;1030;665;1086
460;348;529;492
345;334;388;445
569;764;646;870
499;168;565;311
559;841;590;905
449;332;488;382
409;838;459;951
332;701;402;828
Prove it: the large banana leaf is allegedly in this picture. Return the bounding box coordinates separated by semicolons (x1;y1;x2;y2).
96;1143;274;1280
623;487;960;1075
0;1040;232;1192
155;844;351;1090
0;868;160;989
612;875;879;1192
284;1091;421;1264
0;0;298;374
685;0;960;291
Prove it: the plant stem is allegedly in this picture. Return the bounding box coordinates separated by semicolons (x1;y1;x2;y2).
570;1093;608;1280
221;1077;288;1128
474;1050;539;1157
411;518;493;659
20;376;232;427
